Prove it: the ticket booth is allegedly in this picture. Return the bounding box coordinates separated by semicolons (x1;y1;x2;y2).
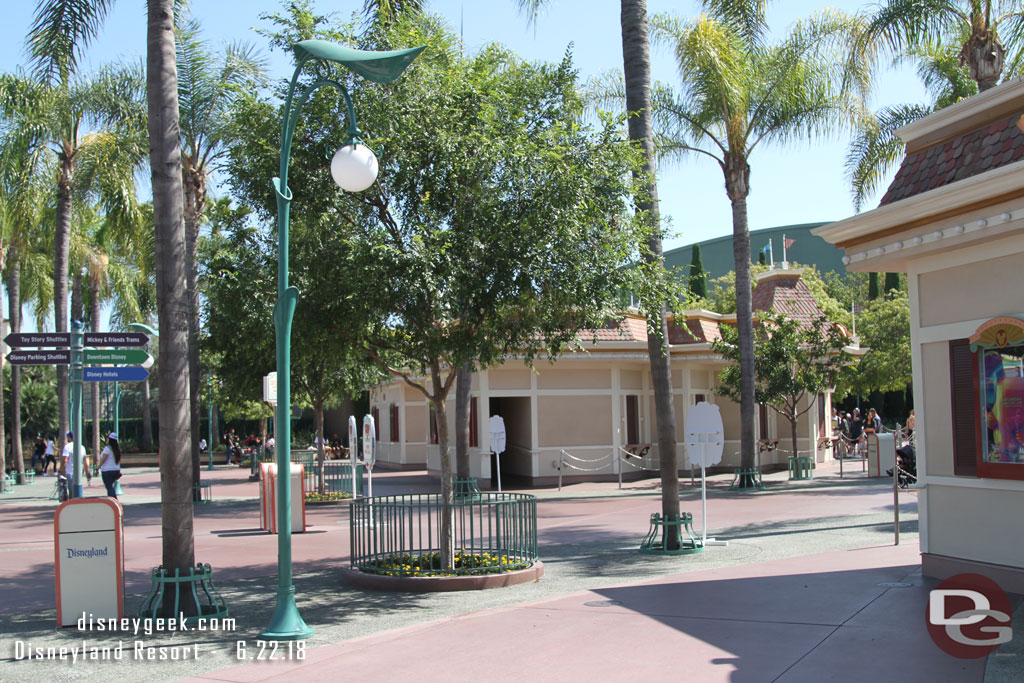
54;498;125;627
259;462;306;533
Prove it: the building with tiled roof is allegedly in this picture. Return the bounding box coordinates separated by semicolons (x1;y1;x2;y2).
814;78;1024;592
368;268;861;486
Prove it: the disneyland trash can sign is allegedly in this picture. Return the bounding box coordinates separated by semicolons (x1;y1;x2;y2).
54;498;125;627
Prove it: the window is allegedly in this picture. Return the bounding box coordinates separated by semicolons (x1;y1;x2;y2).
390;404;399;442
817;394;826;434
429;404;438;445
758;403;769;439
625;395;639;444
956;317;1024;480
372;407;380;440
469;397;479;448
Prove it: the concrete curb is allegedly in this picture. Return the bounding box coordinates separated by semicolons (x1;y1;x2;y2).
341;561;545;592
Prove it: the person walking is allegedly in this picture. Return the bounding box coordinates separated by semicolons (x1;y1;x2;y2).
32;435;45;473
97;432;122;499
43;435;57;474
60;431;90;486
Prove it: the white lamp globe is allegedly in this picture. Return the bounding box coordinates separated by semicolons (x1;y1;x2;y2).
331;143;379;192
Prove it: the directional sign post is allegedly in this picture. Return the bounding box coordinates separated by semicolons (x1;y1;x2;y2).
83;332;149;347
83;367;150;383
83;349;152;366
6;349;71;365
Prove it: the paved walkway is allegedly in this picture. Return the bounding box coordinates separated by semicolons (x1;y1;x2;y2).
0;461;1019;682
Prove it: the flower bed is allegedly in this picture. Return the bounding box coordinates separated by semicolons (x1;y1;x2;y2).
305;491;350;503
360;550;528;577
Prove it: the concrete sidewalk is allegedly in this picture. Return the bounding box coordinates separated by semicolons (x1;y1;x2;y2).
182;543;1005;683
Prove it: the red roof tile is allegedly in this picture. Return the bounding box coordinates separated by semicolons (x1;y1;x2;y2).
880;111;1024;205
751;272;826;329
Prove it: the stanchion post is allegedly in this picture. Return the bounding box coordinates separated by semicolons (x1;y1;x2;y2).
893;457;900;546
70;321;84;499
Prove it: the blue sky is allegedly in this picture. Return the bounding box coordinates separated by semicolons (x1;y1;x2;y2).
0;1;928;330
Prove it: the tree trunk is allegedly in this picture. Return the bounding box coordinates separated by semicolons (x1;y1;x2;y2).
431;360;454;569
315;404;325;495
965;29;1004;91
726;157;757;485
148;0;195;603
90;278;102;476
141;375;154;451
454;360;472;480
789;411;799;465
0;247;6;482
621;0;679;546
71;268;84;324
55;157;73;455
183;163;203;500
7;258;24;480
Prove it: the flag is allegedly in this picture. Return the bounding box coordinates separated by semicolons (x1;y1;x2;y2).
760;243;771;255
784;237;796;249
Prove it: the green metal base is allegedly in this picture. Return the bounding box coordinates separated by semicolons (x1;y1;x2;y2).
731;468;766;491
454;477;481;498
260;586;314;641
639;512;704;555
787;455;814;481
138;563;229;626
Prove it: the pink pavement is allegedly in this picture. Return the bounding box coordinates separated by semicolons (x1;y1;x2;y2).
183;543;986;683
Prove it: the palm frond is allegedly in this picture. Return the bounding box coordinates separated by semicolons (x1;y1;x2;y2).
845;103;931;211
28;0;116;84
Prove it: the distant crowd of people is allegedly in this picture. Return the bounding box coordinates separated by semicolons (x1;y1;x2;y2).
830;406;915;458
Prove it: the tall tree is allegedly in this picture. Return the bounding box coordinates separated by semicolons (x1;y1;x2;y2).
868;271;880;300
714;313;851;462
689;243;707;299
866;0;1024;92
514;0;684;547
649;5;867;485
176;13;267;494
3;61;146;454
29;0;197;594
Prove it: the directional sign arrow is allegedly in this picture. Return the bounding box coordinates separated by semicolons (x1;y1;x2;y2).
83;332;149;347
6;349;72;365
83;366;150;382
4;332;71;347
84;349;152;365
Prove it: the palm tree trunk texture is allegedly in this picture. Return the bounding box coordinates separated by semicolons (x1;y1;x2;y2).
621;0;680;547
454;361;471;481
71;269;83;323
431;360;454;569
7;259;24;479
726;157;757;484
0;247;6;482
55;161;73;454
90;280;102;474
183;170;203;496
148;0;195;589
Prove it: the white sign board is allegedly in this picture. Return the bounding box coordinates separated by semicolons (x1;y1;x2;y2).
685;401;724;468
488;415;506;455
259;463;306;533
263;372;277;404
55;499;124;627
348;415;358;459
362;414;375;468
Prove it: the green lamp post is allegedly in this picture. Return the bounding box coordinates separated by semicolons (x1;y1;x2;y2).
263;39;424;642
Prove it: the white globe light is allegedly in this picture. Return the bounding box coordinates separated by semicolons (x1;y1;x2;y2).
331;143;379;192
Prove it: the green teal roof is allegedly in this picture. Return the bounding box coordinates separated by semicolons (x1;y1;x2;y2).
664;222;846;281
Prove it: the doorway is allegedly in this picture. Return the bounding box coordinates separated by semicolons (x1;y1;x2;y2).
488;396;532;488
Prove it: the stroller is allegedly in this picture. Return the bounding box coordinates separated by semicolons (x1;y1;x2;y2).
886;444;917;488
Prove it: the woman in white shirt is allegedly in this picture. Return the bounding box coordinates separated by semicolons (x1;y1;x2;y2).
97;432;122;498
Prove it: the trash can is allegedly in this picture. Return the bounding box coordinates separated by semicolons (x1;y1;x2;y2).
259;462;306;533
54;498;125;627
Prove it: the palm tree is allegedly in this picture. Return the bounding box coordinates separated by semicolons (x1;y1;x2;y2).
29;0;196;590
0;96;54;481
865;0;1024;92
510;0;683;545
176;14;266;492
847;42;977;211
0;65;146;454
649;5;867;484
